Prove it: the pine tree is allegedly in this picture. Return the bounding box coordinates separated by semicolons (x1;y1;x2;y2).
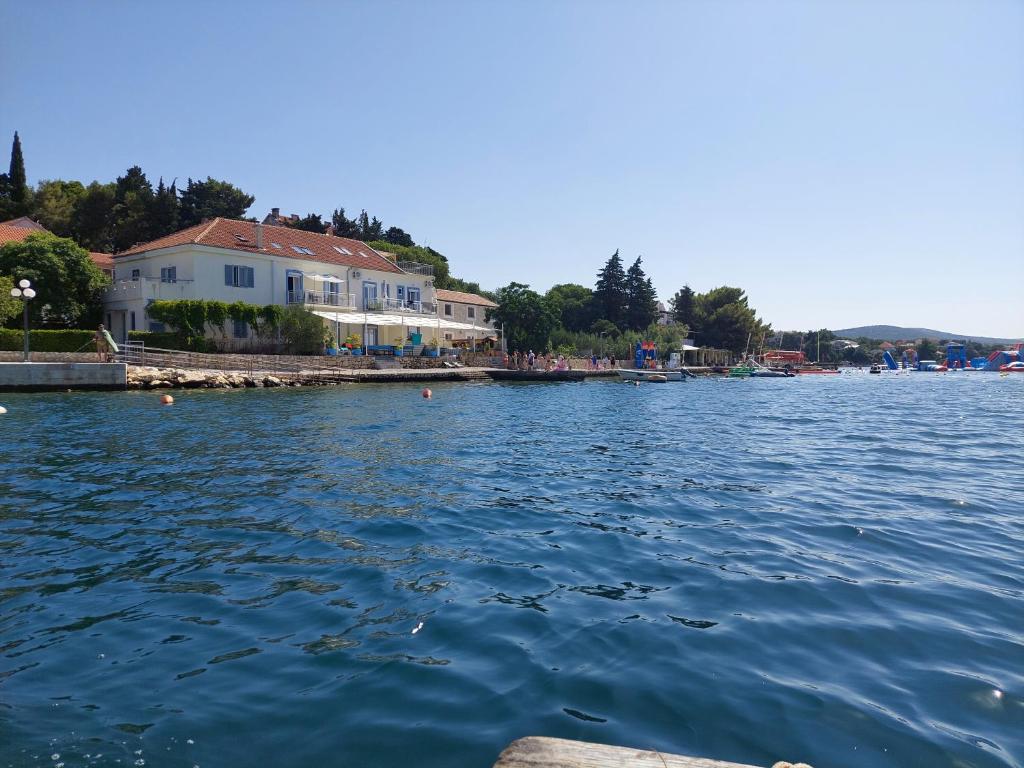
150;177;180;238
110;165;155;251
331;207;360;238
357;210;370;240
384;226;414;247
593;249;628;329
669;285;697;329
0;131;31;218
625;256;658;331
367;216;384;241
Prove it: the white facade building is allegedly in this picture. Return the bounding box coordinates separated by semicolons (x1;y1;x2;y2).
102;218;453;349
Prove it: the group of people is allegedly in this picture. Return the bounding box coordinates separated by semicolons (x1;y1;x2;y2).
506;350;571;372
587;353;617;370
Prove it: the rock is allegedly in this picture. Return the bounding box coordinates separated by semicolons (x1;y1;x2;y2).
146;379;172;389
263;376;282;387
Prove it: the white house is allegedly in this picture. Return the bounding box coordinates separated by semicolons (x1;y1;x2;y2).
102;218;444;349
434;289;499;347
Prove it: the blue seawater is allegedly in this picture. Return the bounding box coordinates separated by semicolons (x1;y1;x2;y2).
1;373;1022;768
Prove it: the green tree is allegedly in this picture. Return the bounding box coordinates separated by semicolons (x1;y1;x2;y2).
290;213;326;233
178;177;255;227
545;283;594;332
356;210;383;241
593;250;628;329
331;207;360;238
150;178;179;238
0;233;107;327
280;305;330;354
624;256;658;331
31;179;86;237
384;226;414;246
669;285;697;329
71;182;116;252
0;275;20;324
488;282;558;352
110;165;155;251
695;286;769;353
0;131;31;219
365;241;453;287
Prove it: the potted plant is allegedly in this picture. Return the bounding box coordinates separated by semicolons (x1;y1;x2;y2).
425;336;440;357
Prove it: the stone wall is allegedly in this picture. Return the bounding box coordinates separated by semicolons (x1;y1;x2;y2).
0;352;99;363
0;362;127;390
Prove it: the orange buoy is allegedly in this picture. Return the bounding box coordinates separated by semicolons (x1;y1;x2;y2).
160;394;174;405
422;388;432;399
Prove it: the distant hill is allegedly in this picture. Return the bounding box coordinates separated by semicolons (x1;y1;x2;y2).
833;325;1022;344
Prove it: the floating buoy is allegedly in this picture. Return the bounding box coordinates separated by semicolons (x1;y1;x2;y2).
0;405;6;414
160;394;174;405
421;388;432;399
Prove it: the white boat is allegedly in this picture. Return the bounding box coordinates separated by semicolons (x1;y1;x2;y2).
616;368;685;382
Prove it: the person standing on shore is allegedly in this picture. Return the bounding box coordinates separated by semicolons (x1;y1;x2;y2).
94;324;118;362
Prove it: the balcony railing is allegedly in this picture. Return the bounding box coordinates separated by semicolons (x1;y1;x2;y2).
365;297;437;314
287;290;356;308
397;261;434;277
103;277;195;302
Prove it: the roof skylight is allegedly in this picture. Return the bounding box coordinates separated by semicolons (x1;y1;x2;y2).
333;245;353;256
271;242;282;249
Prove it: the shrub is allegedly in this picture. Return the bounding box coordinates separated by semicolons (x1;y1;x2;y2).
280;305;329;355
0;329;97;352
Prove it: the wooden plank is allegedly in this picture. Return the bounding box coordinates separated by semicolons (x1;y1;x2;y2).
492;737;770;768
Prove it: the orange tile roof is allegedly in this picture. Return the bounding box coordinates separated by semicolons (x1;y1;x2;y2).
435;288;497;307
117;218;404;274
0;223;114;273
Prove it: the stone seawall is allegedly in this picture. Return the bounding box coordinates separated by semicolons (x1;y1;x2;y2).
0;362;127;391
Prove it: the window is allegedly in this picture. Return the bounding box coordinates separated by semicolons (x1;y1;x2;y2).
160;266;176;283
131;269;140;280
333;245;352;256
467;306;476;319
444;303;452;316
291;245;315;256
397;286;405;302
130;311;136;331
444;333;453;341
271;242;282;249
233;319;248;339
149;321;165;333
224;265;255;288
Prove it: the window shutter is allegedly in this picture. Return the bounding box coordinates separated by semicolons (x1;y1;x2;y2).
247;267;254;287
225;265;233;286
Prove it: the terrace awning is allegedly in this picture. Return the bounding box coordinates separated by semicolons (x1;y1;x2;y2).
311;310;488;332
304;273;344;283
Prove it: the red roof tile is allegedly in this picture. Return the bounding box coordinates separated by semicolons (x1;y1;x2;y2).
0;224;114;273
117;218;404;274
435;288;497;307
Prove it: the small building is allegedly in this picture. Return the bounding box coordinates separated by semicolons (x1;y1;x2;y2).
434;288;499;348
103;218;439;348
0;218;114;277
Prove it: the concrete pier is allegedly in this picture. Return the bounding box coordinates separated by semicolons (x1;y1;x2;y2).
0;362;127;391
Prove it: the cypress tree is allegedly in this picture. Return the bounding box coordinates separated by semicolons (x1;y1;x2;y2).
593;249;628;329
150;177;180;238
670;285;697;329
0;131;31;217
625;256;658;331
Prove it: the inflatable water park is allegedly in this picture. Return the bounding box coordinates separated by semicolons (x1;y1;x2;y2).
881;343;1024;372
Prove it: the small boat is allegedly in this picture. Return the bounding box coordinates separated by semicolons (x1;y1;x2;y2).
869;364;883;374
616;369;685;382
647;374;668;383
749;368;795;378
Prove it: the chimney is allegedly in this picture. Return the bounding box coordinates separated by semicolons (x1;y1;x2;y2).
255;223;263;249
325;223;336;236
271;207;280;219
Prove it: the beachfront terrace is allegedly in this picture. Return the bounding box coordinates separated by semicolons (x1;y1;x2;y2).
397;261;434;277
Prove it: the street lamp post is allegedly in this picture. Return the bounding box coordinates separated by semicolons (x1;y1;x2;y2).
10;279;37;362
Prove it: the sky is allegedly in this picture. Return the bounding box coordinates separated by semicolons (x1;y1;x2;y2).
2;0;1022;336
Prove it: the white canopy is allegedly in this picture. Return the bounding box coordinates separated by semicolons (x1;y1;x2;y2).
312;309;490;333
304;273;344;283
681;344;700;351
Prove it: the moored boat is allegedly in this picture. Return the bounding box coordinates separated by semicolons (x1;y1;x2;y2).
616;369;685;382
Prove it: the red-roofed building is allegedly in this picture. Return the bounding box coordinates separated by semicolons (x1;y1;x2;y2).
104;218;450;348
0;218;114;277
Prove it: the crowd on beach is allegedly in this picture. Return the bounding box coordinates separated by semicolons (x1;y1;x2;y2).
505;350;618;372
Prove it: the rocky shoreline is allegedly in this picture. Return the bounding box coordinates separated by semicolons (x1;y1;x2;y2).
128;366;312;389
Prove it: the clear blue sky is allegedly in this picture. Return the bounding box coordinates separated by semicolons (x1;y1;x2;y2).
2;0;1022;336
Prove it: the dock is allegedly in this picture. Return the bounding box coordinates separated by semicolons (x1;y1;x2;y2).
0;362;127;391
493;737;792;768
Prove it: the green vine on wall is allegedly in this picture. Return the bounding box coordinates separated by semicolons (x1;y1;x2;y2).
148;299;281;342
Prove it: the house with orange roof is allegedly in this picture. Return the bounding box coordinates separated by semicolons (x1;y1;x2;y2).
434;288;498;346
0;218;114;277
102;217;452;349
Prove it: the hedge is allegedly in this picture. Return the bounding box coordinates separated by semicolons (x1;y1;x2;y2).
0;329;97;352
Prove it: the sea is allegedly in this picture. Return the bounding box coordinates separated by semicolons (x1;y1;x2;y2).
1;372;1021;768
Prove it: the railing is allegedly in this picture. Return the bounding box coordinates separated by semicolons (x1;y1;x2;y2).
104;277;195;302
287;290;356;308
397;261;434;277
366;297;437;314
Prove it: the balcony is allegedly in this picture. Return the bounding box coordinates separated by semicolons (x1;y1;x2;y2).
104;277;195;303
365;297;437;315
287;290;356;308
397;261;434;277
